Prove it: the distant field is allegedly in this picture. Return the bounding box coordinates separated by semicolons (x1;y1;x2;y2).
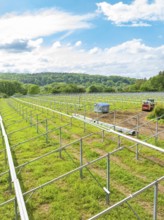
0;92;163;219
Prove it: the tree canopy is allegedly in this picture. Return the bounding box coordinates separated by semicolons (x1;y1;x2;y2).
0;80;27;96
0;71;163;96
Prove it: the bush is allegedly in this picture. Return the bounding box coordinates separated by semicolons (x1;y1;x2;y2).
148;104;164;120
0;93;8;98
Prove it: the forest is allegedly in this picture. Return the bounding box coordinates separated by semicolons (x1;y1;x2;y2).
0;71;163;97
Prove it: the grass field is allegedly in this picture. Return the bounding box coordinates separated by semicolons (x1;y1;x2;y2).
0;93;163;219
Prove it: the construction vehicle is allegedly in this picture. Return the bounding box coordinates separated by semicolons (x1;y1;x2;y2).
142;99;155;111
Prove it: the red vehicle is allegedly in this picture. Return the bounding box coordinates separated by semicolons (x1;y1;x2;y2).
142;101;154;111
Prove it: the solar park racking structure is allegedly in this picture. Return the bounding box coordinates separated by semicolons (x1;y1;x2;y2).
0;93;163;219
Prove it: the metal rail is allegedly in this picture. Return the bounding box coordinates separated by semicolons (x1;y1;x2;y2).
0;132;98;177
89;176;164;220
23;147;123;196
0;147;123;207
30;96;83;107
73;114;164;153
13;97;72;118
13;97;164;153
1;98;163;219
0;115;29;220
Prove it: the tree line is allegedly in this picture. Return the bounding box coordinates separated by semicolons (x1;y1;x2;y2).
0;72;136;88
126;71;164;92
0;71;163;97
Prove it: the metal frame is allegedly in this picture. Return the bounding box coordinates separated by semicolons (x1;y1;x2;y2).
13;97;164;153
0;147;123;207
89;176;164;220
73;114;164;153
0;115;29;220
1;97;163;219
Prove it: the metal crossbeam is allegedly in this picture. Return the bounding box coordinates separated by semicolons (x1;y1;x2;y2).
73;114;164;153
13;98;164;153
13;97;72;118
88;176;164;220
23;147;123;196
0;115;29;220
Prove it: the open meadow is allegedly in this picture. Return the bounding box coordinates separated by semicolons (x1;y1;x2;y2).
0;92;163;220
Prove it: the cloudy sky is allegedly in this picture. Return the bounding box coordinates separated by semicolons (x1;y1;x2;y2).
0;0;164;78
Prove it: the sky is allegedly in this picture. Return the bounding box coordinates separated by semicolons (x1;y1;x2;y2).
0;0;164;78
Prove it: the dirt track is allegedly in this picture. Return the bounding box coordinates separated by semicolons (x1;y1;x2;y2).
87;111;164;140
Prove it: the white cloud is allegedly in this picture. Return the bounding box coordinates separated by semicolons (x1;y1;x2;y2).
97;0;164;26
0;39;163;78
28;38;43;49
52;41;61;48
89;47;100;54
75;41;82;47
0;9;94;44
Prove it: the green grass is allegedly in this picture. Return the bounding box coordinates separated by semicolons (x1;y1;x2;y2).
0;95;163;220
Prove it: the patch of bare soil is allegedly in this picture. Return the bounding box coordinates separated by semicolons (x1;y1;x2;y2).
39;203;50;214
87;111;164;140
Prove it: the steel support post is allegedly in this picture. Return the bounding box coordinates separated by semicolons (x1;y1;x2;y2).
113;111;116;131
84;105;86;119
80;139;83;179
59;127;62;158
153;181;158;220
106;153;110;205
84;121;86;133
136;115;139;160
8;171;12;193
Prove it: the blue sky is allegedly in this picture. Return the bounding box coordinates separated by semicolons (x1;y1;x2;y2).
0;0;164;78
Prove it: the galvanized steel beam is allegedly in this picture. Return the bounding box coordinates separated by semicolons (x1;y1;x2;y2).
0;115;29;220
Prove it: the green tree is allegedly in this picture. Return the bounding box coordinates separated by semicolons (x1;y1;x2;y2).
87;85;101;93
0;80;27;96
28;84;40;94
